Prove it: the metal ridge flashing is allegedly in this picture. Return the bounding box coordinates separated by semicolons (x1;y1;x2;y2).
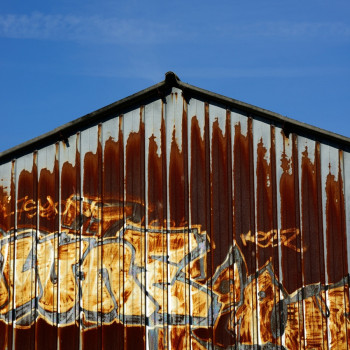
1;72;350;164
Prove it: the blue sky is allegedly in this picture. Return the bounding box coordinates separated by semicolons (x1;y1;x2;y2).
1;0;350;152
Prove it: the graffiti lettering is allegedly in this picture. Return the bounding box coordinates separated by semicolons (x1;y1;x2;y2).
1;196;349;349
240;228;302;252
0;223;218;329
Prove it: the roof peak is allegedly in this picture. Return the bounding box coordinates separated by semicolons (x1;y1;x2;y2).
164;71;181;86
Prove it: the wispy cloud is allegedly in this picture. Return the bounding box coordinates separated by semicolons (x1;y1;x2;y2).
1;12;350;45
0;12;185;44
216;21;350;40
180;66;350;79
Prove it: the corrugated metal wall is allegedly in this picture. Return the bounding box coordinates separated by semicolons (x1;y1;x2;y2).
0;87;350;349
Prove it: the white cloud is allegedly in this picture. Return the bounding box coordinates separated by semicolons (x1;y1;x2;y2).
180;66;350;79
0;12;349;45
217;21;350;40
0;12;184;44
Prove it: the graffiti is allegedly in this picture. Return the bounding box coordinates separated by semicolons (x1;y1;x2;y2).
1;196;58;220
0;195;133;234
208;246;350;348
239;228;302;252
0;223;218;329
0;196;350;349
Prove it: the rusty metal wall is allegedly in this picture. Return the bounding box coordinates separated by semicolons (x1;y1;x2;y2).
0;87;350;349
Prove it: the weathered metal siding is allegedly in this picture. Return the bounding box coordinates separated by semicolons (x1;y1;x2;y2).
1;87;350;349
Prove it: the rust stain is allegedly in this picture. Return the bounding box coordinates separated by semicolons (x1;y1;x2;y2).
325;154;347;284
59;325;79;350
101;119;125;349
17;167;37;229
210;111;236;347
204;102;214;345
215;311;236;347
233;120;256;275
124;108;146;350
36;147;59;350
0;167;349;350
125;326;145;350
15;154;37;350
0;321;10;350
5;161;15;350
0;186;11;233
279;133;304;349
283;300;305;349
303;290;328;349
2;98;350;349
211;113;232;271
255;129;280;339
38;166;59;231
232;119;257;347
82;125;103;350
256;136;276;270
148;132;164;226
0;208;13;350
101;128;125;238
328;287;349;349
82;328;102;350
102;323;125;350
182;97;189;229
0;245;13;308
301;145;325;286
300;144;329;348
190;116;206;230
269;127;279;277
0;166;12;349
103;119;124;201
125;109;145;221
280;133;302;294
61;134;81;232
83;150;100;199
171;326;189;350
61;161;78;203
325;152;348;349
14;327;36;350
257;267;280;344
35;318;57;350
235;273;257;344
190;115;208;281
169;128;185;227
191;338;207;350
160;103;167;228
211;263;240;307
58;135;81;350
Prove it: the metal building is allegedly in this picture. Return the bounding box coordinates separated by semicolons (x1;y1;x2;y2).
0;72;350;349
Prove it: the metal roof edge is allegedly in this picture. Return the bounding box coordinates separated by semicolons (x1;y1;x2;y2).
1;71;350;164
177;79;350;150
0;79;169;164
